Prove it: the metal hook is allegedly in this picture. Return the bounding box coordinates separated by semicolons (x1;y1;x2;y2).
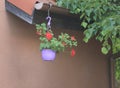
46;3;52;30
46;16;51;29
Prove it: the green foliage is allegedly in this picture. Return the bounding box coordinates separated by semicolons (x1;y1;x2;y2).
36;23;77;52
115;57;120;80
57;0;120;54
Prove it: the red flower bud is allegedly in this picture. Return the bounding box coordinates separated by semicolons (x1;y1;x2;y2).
71;49;76;57
45;32;53;40
71;36;76;41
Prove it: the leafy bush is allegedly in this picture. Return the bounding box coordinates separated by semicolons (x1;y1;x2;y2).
57;0;120;54
115;57;120;80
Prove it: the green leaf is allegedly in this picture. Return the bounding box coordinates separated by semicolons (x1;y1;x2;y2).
81;22;88;28
101;47;108;54
83;37;89;43
85;9;92;17
80;13;85;19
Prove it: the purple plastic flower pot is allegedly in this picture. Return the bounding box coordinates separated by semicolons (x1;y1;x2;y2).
41;49;56;61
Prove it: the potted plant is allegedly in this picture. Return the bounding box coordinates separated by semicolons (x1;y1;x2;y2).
36;23;77;60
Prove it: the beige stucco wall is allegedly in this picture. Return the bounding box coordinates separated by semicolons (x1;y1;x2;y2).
0;0;110;88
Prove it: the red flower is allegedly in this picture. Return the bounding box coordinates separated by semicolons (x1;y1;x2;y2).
71;36;76;41
45;32;53;40
71;49;76;57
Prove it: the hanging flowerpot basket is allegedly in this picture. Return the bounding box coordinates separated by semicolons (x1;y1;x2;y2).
36;23;78;61
36;4;77;61
41;49;56;61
